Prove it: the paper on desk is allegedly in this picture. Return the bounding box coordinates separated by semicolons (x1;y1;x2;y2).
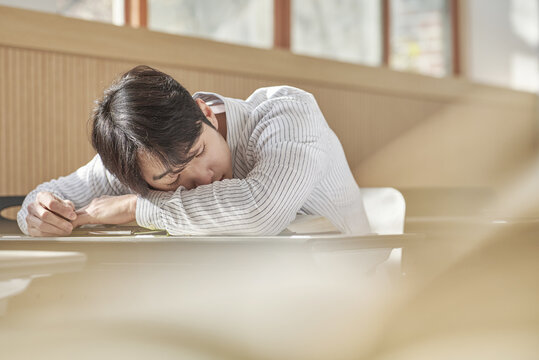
70;225;168;237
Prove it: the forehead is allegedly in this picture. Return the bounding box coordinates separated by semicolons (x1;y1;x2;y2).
137;136;204;174
137;151;166;173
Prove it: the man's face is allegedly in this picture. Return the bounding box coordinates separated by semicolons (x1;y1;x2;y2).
138;104;233;192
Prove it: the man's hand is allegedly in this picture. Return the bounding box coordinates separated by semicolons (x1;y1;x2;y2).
72;194;137;228
26;191;77;236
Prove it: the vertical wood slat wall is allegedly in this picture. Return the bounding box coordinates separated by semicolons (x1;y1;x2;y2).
0;46;270;196
0;7;538;197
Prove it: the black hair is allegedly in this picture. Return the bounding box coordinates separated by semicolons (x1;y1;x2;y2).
91;65;213;195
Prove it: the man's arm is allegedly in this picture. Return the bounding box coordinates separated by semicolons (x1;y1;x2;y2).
17;155;131;235
136;97;329;235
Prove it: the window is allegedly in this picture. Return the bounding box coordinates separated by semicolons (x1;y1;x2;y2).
389;0;453;77
464;0;538;92
147;0;273;48
291;0;383;66
0;0;124;25
4;0;537;91
57;0;124;25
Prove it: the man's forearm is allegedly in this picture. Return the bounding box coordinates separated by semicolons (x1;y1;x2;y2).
72;194;137;227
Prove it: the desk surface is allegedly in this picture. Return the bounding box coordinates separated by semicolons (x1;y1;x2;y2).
0;250;86;281
406;215;539;225
0;233;422;276
0;232;423;250
405;215;539;237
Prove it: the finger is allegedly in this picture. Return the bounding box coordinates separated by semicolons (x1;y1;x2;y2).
27;212;69;235
72;211;93;229
35;204;74;233
27;202;52;220
36;191;74;219
27;202;38;217
26;214;71;236
37;192;76;221
64;199;75;210
28;201;75;234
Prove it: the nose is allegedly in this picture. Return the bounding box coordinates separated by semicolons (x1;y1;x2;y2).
191;167;214;188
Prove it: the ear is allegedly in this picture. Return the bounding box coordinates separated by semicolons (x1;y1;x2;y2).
195;98;218;129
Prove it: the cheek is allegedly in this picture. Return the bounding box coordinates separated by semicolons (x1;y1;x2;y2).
153;184;169;191
213;148;230;169
153;183;181;192
147;182;165;191
219;141;231;162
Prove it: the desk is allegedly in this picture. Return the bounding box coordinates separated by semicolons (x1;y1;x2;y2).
0;233;423;271
0;250;86;317
403;215;539;278
0;233;421;360
0;250;86;281
1;232;535;359
406;215;539;235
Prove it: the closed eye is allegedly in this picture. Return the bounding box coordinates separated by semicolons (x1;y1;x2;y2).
164;145;204;186
165;168;183;186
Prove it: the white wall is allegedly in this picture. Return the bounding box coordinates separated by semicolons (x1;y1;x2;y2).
463;0;539;93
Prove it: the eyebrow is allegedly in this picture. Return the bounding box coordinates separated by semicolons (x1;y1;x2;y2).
153;169;174;181
152;145;203;181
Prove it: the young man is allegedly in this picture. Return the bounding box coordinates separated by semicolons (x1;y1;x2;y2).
18;65;371;236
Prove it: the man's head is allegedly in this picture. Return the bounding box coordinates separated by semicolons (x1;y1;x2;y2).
92;65;232;195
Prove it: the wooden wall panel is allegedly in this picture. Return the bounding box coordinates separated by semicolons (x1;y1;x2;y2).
0;47;279;196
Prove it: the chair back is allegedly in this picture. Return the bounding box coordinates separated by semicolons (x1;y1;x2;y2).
361;188;406;234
